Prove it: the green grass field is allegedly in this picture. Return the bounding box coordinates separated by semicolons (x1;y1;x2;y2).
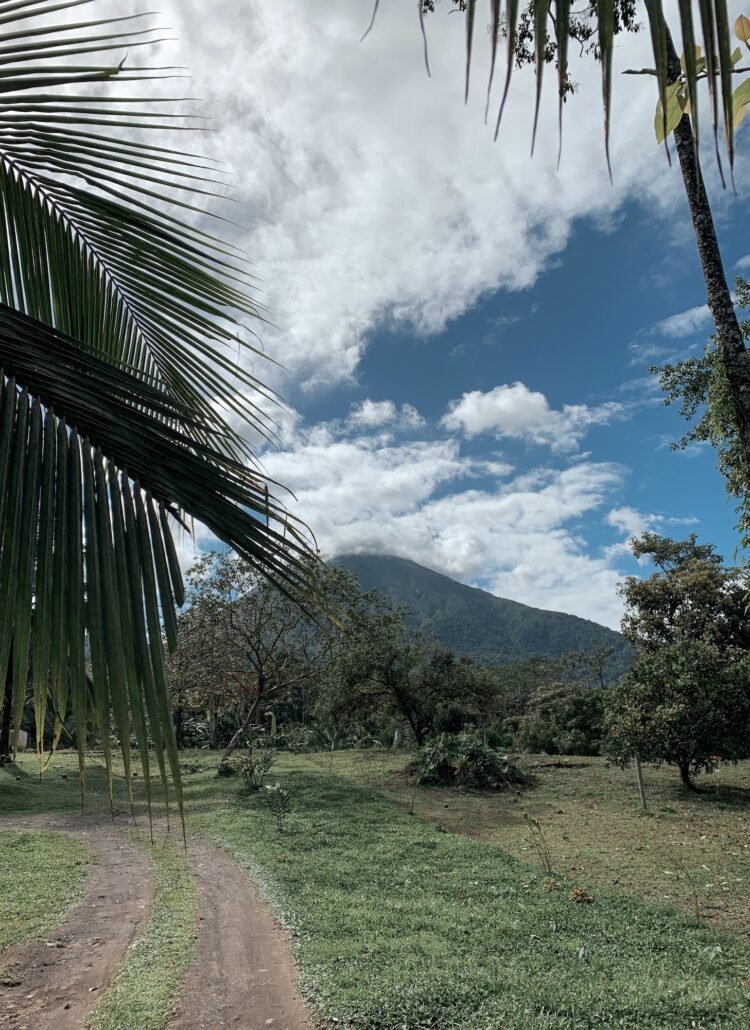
317;750;750;936
2;749;750;1029
0;829;90;953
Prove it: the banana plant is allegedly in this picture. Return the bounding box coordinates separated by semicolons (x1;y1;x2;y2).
0;1;314;824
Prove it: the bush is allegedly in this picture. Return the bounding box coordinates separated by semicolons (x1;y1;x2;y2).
513;683;605;756
407;732;532;791
230;743;276;790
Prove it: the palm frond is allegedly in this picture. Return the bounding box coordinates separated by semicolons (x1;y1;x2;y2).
0;2;322;813
406;0;742;172
0;1;278;459
0;310;312;814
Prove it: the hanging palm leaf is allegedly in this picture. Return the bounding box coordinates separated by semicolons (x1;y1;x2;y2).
406;1;741;172
0;1;317;818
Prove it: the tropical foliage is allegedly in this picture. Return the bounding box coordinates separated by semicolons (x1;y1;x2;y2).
604;533;750;787
0;1;312;814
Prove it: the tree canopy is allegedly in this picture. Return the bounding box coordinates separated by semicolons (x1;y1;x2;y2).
605;533;750;787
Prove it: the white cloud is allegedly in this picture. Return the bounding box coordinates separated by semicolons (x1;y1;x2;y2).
655;304;712;339
349;399;425;429
603;505;700;561
158;0;676;393
736;254;750;270
606;506;652;538
442;382;625;451
262;418;628;626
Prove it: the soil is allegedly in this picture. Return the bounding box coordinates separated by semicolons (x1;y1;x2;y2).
0;815;311;1030
169;839;310;1030
0;815;153;1030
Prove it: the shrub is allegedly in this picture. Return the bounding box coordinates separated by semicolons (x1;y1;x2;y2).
407;732;532;791
513;683;605;756
230;743;276;790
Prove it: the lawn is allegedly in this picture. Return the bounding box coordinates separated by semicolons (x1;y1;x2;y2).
316;750;750;937
0;829;90;952
182;751;750;1029
2;749;750;1029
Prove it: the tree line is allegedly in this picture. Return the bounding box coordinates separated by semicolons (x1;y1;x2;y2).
148;530;750;791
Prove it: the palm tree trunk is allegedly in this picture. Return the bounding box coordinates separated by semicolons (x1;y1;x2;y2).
666;28;750;486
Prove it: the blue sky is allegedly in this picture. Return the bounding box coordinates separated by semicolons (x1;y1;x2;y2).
164;0;750;628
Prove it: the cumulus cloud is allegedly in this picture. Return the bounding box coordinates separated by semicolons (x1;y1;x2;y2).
158;0;675;393
442;382;626;451
655;304;713;339
604;505;700;561
261;417;628;626
348;399;425;430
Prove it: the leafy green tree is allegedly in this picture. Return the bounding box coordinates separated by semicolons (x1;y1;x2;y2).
0;3;314;809
321;587;495;747
658;276;750;546
169;552;341;767
515;681;606;756
605;533;750;788
605;638;750;789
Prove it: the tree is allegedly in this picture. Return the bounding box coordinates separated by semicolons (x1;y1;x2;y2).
515;680;606;755
0;3;314;808
169;552;340;767
322;596;496;747
605;532;750;788
605;638;750;788
403;3;750;517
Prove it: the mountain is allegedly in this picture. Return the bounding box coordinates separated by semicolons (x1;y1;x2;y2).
335;554;631;682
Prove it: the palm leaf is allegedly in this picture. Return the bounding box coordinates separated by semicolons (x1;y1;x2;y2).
409;0;739;173
0;2;319;816
0;311;312;816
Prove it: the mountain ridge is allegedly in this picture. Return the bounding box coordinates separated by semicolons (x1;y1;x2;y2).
334;553;631;682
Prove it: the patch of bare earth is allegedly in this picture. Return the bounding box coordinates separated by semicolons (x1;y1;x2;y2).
0;815;153;1030
169;839;310;1030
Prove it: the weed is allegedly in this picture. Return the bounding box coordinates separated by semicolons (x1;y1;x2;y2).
524;813;554;876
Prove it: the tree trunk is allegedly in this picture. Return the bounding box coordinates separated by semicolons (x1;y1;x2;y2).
678;758;697;792
0;648;12;763
208;700;218;750
218;697;260;767
666;28;750;487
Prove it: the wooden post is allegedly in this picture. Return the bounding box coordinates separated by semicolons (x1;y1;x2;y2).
634;753;647;811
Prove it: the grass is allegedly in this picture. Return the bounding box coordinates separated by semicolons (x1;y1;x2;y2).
4;749;750;1028
85;834;197;1030
318;750;750;936
179;751;750;1029
0;829;90;952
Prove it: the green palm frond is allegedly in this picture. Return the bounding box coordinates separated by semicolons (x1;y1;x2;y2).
408;1;742;172
0;1;318;814
0;310;311;822
0;1;275;453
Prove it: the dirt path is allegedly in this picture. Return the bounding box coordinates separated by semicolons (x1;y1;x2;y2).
0;814;153;1030
169;839;310;1030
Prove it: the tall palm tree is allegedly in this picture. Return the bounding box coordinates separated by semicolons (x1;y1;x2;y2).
0;1;313;815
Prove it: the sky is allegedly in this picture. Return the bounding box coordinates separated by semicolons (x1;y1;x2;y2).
152;0;750;629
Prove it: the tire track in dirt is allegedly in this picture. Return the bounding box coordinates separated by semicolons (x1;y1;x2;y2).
169;839;310;1030
0;815;153;1030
